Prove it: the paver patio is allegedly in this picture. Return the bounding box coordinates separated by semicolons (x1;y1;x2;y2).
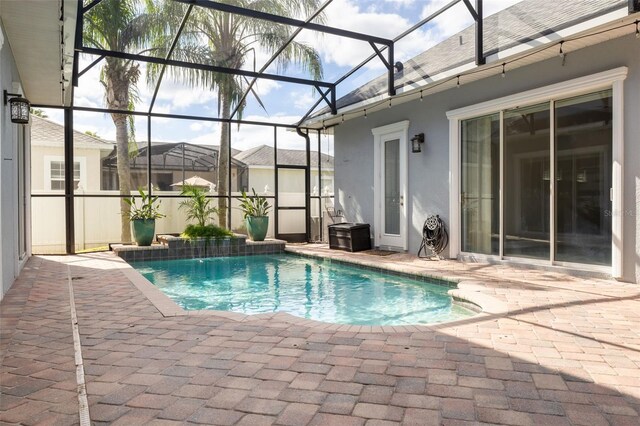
1;246;640;425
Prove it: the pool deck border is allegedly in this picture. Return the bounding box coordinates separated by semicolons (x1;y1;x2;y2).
118;248;507;333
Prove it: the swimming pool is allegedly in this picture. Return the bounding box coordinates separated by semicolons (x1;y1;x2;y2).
133;254;476;325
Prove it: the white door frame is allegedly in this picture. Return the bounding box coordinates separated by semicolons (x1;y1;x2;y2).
447;67;627;278
372;120;409;250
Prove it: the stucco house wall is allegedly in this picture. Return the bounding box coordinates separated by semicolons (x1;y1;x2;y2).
0;23;29;299
31;145;105;192
333;33;640;283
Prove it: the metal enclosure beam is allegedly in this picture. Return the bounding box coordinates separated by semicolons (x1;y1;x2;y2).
72;0;83;88
78;46;334;89
180;0;393;108
82;0;105;14
176;0;392;46
463;0;485;65
476;0;485;65
60;104;307;129
78;55;104;79
149;5;194;113
296;0;461;126
388;43;396;96
229;0;334;121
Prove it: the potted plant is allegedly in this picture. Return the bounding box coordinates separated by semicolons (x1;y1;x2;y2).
124;188;165;246
179;185;233;241
237;188;271;241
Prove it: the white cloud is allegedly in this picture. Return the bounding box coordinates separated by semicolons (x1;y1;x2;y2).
74;57;104;108
290;90;316;110
189;114;306;151
142;76;218;112
252;80;281;97
382;0;415;6
298;0;441;71
75;55;221;114
41;108;64;124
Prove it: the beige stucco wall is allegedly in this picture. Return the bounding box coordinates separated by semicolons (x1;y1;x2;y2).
31;144;107;192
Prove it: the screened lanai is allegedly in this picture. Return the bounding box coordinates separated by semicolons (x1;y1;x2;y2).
30;0;498;253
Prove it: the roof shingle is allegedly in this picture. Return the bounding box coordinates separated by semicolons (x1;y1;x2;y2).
317;0;626;114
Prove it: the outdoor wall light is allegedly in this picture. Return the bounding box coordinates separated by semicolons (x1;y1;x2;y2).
4;90;30;124
411;133;424;153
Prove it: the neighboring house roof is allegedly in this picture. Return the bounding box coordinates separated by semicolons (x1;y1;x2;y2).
312;0;627;116
132;141;241;157
31;115;334;169
234;144;334;168
30;115;114;149
103;142;247;171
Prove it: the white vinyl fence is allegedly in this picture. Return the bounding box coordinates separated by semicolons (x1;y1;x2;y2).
31;190;331;253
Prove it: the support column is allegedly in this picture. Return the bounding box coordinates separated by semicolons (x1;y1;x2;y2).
64;108;75;254
476;0;485;65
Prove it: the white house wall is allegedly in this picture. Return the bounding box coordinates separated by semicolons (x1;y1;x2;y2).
0;22;28;299
31;145;103;192
334;33;640;283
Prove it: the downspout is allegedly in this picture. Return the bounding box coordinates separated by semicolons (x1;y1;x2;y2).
296;127;312;242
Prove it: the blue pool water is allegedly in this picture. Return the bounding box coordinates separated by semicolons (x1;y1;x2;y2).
133;254;475;325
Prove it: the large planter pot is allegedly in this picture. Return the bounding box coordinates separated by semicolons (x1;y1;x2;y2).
131;219;156;246
245;216;269;242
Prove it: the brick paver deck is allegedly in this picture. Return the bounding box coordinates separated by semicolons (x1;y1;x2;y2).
1;247;639;425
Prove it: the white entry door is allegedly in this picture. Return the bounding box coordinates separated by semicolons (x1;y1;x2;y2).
372;121;409;250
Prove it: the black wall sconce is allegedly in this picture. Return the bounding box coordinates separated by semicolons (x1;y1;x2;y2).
4;90;30;124
411;133;424;153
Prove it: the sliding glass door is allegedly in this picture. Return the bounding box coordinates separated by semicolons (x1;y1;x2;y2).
555;91;612;265
460;89;613;268
503;103;551;260
461;114;499;255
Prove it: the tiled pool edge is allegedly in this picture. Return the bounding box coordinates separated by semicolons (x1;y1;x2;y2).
285;248;459;287
112;235;286;262
114;250;507;331
285;247;508;318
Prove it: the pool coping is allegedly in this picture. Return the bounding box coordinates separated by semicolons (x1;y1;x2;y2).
118;250;508;333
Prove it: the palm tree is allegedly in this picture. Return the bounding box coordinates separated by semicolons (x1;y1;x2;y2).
83;0;161;242
153;0;324;228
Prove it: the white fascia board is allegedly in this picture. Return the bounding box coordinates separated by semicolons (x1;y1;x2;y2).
371;120;410;136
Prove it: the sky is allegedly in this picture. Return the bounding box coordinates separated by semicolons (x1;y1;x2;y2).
42;0;522;153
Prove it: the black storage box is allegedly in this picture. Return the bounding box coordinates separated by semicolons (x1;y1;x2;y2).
328;223;371;252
